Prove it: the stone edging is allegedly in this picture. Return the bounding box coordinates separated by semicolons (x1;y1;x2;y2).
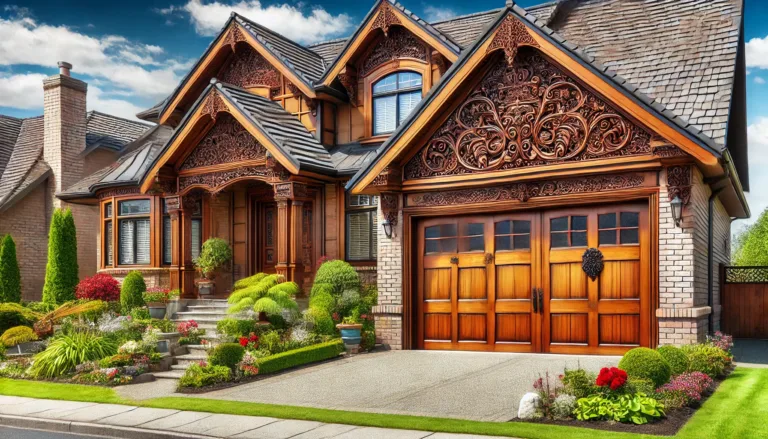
0;414;213;439
655;306;712;318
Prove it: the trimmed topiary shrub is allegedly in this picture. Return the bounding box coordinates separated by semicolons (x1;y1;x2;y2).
618;347;672;387
209;342;245;370
657;345;690;376
0;326;37;347
120;271;146;313
258;339;344;375
0;235;21;303
42;209;79;304
233;273;268;291
76;273;120;302
311;260;360;295
308;291;335;313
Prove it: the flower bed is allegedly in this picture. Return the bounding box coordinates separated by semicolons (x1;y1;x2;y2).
514;332;735;435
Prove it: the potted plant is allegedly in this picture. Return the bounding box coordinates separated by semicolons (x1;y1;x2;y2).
336;316;363;354
143;288;170;319
195;238;233;296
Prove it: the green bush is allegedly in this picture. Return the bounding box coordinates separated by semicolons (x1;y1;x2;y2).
305;307;336;335
29;331;118;378
195;238;232;278
0;326;37;347
625;377;656;396
574;393;665;425
23;301;56;314
561;368;598;399
308;291;335;313
178;363;231;388
233;273;268;291
682;344;732;378
258;339;344;375
0;235;21;303
217;318;259;339
0;303;39;334
227;297;255;314
209;343;245;370
42;209;79;304
657;345;690;376
618;347;672;387
120;271;146;313
311;260;360;295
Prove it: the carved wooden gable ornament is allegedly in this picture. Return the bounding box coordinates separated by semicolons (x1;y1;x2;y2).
400;14;652;181
179;112;267;171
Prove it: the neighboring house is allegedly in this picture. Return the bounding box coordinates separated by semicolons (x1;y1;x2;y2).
61;0;749;354
0;62;151;300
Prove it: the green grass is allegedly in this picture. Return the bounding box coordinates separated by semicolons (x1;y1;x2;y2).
2;369;767;439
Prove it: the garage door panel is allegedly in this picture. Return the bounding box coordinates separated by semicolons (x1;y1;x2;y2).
599;261;640;300
424;314;452;341
458;314;487;341
496;265;530;300
550;263;588;299
599;314;640;345
459;267;487;299
550;313;588;344
424;268;451;301
496;314;531;342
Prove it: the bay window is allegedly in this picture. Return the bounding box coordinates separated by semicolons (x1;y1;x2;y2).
372;72;422;135
346;194;378;261
118;199;151;265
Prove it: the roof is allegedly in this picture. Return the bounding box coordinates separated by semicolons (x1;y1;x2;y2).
59;125;173;199
330;142;381;176
345;2;744;193
85;111;152;152
0;116;47;211
218;82;335;172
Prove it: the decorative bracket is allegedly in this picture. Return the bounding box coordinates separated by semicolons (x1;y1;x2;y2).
582;248;604;281
371;2;402;37
338;66;357;105
372;166;402;189
223;23;246;53
201;90;228;122
380;192;399;227
666;165;692;205
486;14;539;64
273;182;308;200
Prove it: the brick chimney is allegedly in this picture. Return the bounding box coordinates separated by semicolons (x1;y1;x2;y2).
43;61;87;210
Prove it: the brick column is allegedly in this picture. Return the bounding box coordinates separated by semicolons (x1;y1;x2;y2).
374;192;403;349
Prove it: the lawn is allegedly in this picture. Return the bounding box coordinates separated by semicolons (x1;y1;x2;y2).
1;368;766;439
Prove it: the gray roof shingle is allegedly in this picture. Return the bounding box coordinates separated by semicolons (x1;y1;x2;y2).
85;111;152;151
0;116;44;209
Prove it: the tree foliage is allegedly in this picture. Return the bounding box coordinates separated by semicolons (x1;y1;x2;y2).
42;208;79;304
0;235;21;303
732;208;768;265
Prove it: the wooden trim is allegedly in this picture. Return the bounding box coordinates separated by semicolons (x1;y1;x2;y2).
350;12;722;194
177;159;267;176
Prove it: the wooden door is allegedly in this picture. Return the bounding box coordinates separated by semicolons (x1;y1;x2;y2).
542;204;649;355
259;202;277;273
416;213;540;351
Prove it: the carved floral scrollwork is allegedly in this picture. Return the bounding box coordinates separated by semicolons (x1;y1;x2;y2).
371;2;401;37
218;45;281;94
404;48;652;179
179;166;288;194
180;113;266;171
223;24;247;52
201;91;227;122
666;165;692;204
380;192;399;227
486;14;538;64
359;27;428;77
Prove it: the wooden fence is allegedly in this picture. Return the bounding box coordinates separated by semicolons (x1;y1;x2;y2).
722;266;768;339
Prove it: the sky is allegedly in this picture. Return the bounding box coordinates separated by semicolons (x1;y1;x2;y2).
0;0;766;230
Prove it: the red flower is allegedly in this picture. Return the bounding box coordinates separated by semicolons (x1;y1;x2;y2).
239;337;248;347
596;367;627;391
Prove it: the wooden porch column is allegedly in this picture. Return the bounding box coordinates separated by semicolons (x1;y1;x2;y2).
275;198;290;278
165;195;183;294
179;196;197;298
289;199;305;286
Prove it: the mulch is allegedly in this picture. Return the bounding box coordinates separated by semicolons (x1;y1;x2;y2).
512;374;727;436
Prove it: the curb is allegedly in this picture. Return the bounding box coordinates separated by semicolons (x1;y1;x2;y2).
0;414;216;439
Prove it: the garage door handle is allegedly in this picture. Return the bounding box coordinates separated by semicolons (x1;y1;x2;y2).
532;288;538;313
538;288;544;313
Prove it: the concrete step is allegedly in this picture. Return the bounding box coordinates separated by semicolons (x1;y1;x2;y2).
153;370;185;380
185;345;212;356
186;304;230;311
175;312;229;321
175;354;208;366
172;319;220;330
171;364;190;371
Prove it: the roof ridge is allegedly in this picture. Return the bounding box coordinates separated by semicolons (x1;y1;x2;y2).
428;8;503;26
87;110;154;127
234;13;324;61
308;37;348;48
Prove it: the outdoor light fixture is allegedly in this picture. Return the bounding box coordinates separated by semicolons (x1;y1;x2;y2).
670;195;683;227
382;219;393;239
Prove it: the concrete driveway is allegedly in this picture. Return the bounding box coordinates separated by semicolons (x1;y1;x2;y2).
196;350;618;422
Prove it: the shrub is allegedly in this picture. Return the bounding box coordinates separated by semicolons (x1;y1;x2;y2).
0;303;39;334
308;291;335;313
707;331;734;354
618;347;672;387
311;260;360;295
42;208;79;304
551;394;577;419
596;367;628;391
75;274;120;302
195;238;232;278
228;297;255;314
0;326;37;347
233;273;268;291
561;368;598;399
23;302;56;313
657;345;690;376
682;344;732;378
304;308;336;335
625;377;656;396
217;319;258;339
0;235;21;303
656;371;714;408
258;339;344;375
209;343;245;370
574;393;665;425
178;363;231;388
29;331;118;378
120;271;146;313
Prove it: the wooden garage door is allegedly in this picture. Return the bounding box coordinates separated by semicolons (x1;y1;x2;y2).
415;204;649;354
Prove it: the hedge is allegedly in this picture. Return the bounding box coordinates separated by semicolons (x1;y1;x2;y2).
258;339;344;375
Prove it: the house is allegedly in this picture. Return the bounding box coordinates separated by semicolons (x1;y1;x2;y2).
0;62;151;300
60;0;749;354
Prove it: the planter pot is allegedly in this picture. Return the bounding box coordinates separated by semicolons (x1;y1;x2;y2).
147;302;167;319
198;280;214;296
166;300;181;319
336;323;363;354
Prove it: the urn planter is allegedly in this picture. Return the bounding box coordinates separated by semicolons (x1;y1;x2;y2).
336;323;363;354
147;302;167;319
197;279;214;296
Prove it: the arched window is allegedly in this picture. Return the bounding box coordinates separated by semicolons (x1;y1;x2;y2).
372;72;422;135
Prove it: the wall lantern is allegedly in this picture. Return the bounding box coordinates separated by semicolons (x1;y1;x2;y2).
670;195;683;227
382;219;393;239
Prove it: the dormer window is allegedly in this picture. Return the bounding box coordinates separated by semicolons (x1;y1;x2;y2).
372;72;423;135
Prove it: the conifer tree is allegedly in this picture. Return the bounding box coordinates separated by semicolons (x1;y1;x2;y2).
42;208;79;304
0;235;21;303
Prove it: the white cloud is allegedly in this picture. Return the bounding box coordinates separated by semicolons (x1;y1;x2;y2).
423;6;457;22
735;118;768;229
178;0;352;44
746;36;768;69
0;13;190;101
755;76;766;85
89;86;147;121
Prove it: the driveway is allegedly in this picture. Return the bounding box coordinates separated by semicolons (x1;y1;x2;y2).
733;339;768;368
194;350;618;421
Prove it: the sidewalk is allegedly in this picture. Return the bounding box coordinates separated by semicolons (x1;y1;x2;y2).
0;396;515;439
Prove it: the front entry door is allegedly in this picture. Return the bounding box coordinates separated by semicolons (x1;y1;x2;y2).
415;203;649;355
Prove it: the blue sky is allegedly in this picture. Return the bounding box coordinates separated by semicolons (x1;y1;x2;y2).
0;0;766;229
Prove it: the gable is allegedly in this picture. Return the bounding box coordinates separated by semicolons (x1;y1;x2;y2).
403;47;652;180
179;113;267;172
218;46;282;95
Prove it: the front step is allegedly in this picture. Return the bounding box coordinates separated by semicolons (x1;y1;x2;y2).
175;354;208;366
172;318;220;330
174;311;229;321
154;370;186;380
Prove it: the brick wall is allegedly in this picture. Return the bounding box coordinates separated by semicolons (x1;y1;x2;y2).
657;166;730;345
374;196;403;349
